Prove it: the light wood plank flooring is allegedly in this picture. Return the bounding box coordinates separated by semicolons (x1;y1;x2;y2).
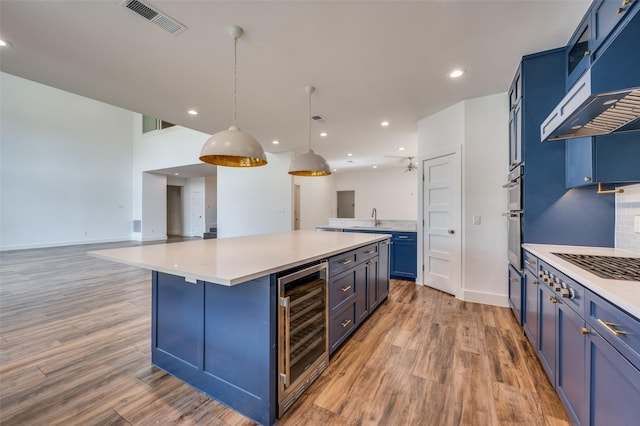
0;241;569;425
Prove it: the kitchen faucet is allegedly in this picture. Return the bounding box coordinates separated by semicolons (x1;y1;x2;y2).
371;208;378;226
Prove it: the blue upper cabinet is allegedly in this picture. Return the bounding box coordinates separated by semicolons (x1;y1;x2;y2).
508;66;523;169
566;132;640;188
566;0;639;91
566;15;592;91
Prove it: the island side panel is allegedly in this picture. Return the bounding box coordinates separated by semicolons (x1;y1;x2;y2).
152;271;277;426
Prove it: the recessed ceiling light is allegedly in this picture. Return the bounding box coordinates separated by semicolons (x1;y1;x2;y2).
398;147;405;151
272;140;280;145
449;69;465;78
372;165;377;169
187;109;198;115
0;39;11;47
174;173;180;176
332;168;337;172
347;153;353;157
381;121;390;127
320;132;328;137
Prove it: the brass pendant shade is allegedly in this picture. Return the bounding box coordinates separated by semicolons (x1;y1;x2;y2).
199;25;267;168
288;86;331;176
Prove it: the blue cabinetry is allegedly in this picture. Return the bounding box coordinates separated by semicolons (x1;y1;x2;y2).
508;67;523;169
523;251;539;347
327;239;390;354
343;229;416;281
522;251;640;425
566;132;640;188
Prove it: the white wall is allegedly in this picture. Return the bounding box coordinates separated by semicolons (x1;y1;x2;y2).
333;168;418;220
205;175;217;231
615;183;640;253
141;172;167;241
417;93;509;307
217;152;294;238
0;72;135;250
293;175;335;230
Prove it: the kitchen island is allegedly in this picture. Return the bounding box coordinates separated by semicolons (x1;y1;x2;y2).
90;231;390;426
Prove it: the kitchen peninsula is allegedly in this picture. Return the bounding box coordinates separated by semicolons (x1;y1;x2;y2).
90;230;391;426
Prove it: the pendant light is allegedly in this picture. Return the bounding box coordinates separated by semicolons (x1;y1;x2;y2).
288;86;331;176
199;26;267;167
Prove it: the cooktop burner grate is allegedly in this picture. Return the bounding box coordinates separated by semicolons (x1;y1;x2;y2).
552;253;640;281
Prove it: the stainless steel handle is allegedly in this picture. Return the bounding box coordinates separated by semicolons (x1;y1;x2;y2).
398;236;409;239
341;259;353;265
448;229;455;235
365;250;375;254
340;285;352;293
283;296;291;386
525;260;536;266
340;319;352;328
597;319;627;336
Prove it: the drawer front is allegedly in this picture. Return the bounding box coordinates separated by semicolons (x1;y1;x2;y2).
329;269;356;312
587;290;640;370
329;250;357;277
392;232;416;242
523;250;538;273
356;243;378;262
329;301;357;353
538;261;584;316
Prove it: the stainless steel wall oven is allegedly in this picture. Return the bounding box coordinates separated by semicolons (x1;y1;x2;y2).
503;165;523;269
277;261;328;417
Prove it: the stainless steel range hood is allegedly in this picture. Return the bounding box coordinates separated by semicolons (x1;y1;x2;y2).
541;13;640;142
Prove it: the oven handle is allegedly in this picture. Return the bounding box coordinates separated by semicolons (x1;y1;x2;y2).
283;296;291;387
501;180;520;188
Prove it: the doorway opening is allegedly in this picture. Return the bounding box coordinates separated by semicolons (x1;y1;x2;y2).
167;185;183;236
337;190;355;218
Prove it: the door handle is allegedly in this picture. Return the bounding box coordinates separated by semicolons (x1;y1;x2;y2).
448;229;455;235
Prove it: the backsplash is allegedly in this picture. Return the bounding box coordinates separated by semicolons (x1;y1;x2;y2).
616;183;640;253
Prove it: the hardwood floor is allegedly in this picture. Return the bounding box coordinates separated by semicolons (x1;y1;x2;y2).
0;241;569;425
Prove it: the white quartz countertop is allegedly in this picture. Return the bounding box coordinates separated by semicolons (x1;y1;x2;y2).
317;226;416;233
89;230;390;286
522;244;640;318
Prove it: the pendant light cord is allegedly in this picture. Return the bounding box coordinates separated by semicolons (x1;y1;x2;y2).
233;35;238;128
308;88;312;151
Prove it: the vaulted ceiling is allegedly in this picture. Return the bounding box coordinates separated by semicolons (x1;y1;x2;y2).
0;0;589;172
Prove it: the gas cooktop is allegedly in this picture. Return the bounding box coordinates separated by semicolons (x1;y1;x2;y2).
552;253;640;281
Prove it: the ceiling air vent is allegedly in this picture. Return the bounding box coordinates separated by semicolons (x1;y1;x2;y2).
121;0;186;35
311;115;325;123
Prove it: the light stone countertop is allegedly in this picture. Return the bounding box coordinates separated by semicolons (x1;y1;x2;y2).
89;230;390;286
522;244;640;318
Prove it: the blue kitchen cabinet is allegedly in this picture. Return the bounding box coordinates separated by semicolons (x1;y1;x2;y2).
344;229;416;281
390;232;417;281
566;15;592;91
566;132;640;188
370;240;390;311
508;264;524;325
586;330;640;425
537;278;557;385
591;0;639;60
556;300;587;425
508;67;523;169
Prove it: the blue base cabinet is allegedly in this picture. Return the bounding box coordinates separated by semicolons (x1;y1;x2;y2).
523;252;640;426
344;229;416;281
508;264;523;325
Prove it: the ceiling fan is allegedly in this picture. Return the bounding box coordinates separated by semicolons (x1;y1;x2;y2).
387;155;417;172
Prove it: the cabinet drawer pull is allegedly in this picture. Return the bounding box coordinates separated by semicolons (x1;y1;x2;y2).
398;236;409;239
365;250;375;254
548;296;558;304
340;319;352;328
510;277;520;283
584;50;591;56
340;285;352;293
597;319;627;336
584;176;591;182
525;260;536;265
340;259;353;265
617;7;626;13
530;280;538;285
580;327;590;335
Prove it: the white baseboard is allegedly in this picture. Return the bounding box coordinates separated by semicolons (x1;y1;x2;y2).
0;235;134;252
461;289;509;307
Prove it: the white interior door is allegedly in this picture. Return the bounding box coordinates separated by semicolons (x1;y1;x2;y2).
422;152;461;296
191;191;204;237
